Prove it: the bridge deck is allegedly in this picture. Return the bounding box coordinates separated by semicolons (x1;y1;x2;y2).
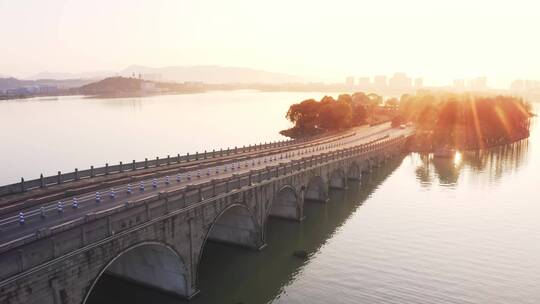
0;127;361;211
0;123;413;245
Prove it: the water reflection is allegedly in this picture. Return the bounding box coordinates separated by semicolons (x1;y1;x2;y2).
413;138;530;187
92;97;144;110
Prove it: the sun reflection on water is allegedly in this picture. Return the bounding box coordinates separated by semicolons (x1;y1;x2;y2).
453;151;462;166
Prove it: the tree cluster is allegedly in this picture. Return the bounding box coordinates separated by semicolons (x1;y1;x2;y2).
399;92;532;149
280;92;388;138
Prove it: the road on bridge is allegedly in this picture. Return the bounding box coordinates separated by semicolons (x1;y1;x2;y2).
0;123;413;244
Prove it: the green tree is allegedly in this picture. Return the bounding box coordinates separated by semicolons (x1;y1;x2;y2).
367;93;383;107
318;96;352;130
385;97;399;110
337;93;353;105
351;103;367;125
352;92;370;104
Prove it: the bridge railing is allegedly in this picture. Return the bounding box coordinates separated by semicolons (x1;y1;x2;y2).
0;134;410;281
0;138;367;223
0;129;364;199
133;135;405;215
0;140;291;197
147;135;407;212
0;133;404;226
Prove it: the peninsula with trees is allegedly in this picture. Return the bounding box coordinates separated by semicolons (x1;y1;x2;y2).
280;91;533;152
280;92;391;138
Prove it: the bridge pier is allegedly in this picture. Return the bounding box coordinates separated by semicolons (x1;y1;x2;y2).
347;162;362;182
206;204;265;251
268;185;305;221
347;175;361;182
305;176;329;203
329;169;347;190
362;159;374;174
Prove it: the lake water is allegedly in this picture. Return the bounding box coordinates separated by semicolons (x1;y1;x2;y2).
2;92;539;304
0;90;322;185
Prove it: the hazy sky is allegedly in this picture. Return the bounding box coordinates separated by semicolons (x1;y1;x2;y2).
1;0;539;88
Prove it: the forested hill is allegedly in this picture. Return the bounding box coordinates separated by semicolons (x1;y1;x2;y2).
78;77;145;95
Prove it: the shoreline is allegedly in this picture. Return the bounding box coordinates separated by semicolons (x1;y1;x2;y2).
3;89;540;102
408;132;530;153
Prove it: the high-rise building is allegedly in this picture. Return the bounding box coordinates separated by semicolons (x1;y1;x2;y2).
388;73;412;89
469;77;487;90
524;80;540;90
345;76;355;86
511;79;540;91
358;77;370;88
511;79;524;91
414;78;423;88
453;79;465;89
374;75;387;88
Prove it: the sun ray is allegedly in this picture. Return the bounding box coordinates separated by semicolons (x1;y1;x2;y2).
470;99;485;149
494;105;513;139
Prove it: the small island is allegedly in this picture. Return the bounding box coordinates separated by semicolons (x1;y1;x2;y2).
280;91;533;152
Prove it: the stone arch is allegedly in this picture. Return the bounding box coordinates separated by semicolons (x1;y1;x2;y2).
329;167;347;189
83;242;190;303
203;203;262;249
195;203;264;286
305;175;328;202
347;161;362;181
267;185;303;221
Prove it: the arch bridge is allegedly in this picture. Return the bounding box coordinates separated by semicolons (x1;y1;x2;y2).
0;130;412;304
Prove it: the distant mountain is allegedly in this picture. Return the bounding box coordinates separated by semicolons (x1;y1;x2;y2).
121;65;303;84
27;70;115;80
0;77;95;90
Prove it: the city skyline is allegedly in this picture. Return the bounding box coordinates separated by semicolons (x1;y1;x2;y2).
344;73;493;91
